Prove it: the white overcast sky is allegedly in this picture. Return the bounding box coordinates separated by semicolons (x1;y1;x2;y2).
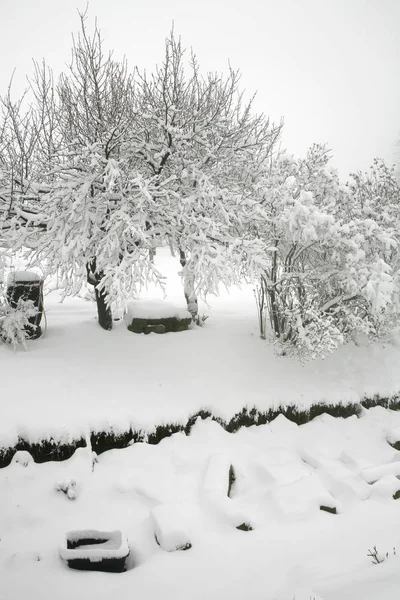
1;0;399;178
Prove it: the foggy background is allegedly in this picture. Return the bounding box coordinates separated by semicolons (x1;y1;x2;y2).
1;0;399;178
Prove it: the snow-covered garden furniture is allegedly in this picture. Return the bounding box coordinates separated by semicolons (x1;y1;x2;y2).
125;300;192;334
6;271;44;340
60;529;129;572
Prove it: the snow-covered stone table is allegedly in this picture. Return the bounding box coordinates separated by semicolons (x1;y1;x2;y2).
125;300;192;334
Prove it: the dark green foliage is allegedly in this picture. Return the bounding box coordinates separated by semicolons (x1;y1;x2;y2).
393;490;400;500
90;429;144;455
2;393;400;468
0;447;16;468
15;436;86;463
320;505;337;514
147;423;183;445
236;523;253;531
226;407;263;432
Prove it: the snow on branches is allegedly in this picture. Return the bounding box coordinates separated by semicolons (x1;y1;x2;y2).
0;13;399;358
252;146;400;358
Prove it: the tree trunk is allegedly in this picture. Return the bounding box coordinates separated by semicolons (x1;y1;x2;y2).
94;285;113;331
179;248;198;320
86;259;113;331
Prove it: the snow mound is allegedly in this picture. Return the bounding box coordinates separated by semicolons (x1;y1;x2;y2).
11;451;34;467
268;473;336;519
203;453;232;495
151;504;192;552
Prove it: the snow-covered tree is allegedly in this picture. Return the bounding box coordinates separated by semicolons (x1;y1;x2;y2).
1;14;163;330
1;18;282;327
252;146;400;358
130;31;282;317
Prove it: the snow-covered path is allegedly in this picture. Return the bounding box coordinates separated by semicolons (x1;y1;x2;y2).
2;408;400;599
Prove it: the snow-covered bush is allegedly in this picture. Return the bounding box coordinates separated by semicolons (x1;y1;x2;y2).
55;478;77;500
251;147;400;358
0;297;38;349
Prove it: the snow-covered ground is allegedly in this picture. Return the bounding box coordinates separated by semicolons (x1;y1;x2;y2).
1;248;400;449
2;410;400;599
2;248;400;599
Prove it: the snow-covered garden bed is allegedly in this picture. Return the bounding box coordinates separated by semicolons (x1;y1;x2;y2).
2;409;400;599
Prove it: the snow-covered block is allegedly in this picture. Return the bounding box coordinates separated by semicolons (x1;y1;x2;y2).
361;461;400;484
340;450;375;472
268;473;336;519
202;455;252;528
60;530;129;572
125;300;192;334
317;467;370;505
150;504;192;552
11;450;33;467
203;453;233;497
261;460;312;486
370;475;400;500
7;271;42;285
251;457;277;486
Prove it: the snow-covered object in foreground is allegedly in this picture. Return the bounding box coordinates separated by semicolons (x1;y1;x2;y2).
125;300;191;321
60;529;129;572
150;504;192;552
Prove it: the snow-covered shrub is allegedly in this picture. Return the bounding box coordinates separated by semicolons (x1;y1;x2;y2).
0;298;38;349
55;478;77;500
250;146;400;359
